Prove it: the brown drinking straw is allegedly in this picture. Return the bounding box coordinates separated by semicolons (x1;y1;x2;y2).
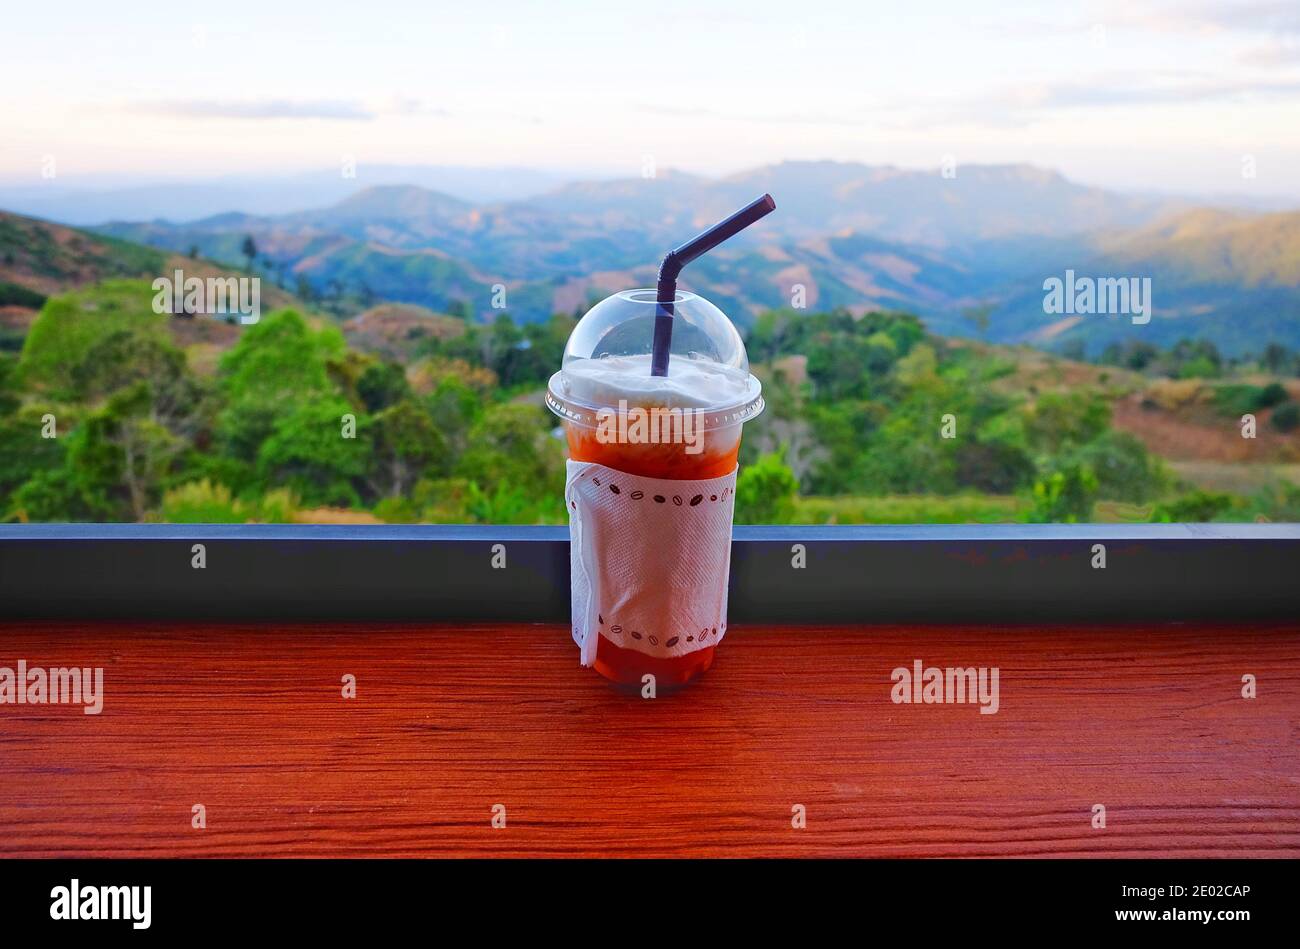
650;193;776;377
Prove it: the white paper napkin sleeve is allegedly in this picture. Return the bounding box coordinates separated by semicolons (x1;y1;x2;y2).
565;459;738;666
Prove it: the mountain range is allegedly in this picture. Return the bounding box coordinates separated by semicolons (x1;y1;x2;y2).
40;160;1300;355
0;165;575;225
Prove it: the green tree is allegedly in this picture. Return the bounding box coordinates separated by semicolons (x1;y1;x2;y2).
1023;392;1110;454
1067;430;1169;503
11;466;100;521
256;396;367;507
1261;343;1293;375
1126;342;1159;371
356;361;411;413
20;281;169;399
216;309;345;463
424;374;484;460
748;309;793;366
735;451;799;524
455;403;563;498
72;331;204;429
1271;401;1299;432
1168;338;1222;379
241;235;258;273
1178;354;1219;379
1028;463;1098;523
955;438;1036;493
368;400;445;498
0;404;68;508
30;383;186;521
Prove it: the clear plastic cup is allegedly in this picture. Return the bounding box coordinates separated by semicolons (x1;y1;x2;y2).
547;289;763;688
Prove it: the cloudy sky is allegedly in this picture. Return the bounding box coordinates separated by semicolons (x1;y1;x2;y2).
4;0;1299;196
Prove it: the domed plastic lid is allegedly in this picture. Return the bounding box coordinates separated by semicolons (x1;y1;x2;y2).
546;289;763;431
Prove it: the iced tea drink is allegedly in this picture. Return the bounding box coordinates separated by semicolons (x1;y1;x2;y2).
565;407;744;687
548;290;763;689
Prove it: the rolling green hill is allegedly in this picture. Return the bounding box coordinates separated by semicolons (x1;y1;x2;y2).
0;211;165;295
0;212;325;359
980;209;1300;357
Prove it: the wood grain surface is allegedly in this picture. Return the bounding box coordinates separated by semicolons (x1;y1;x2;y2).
0;621;1297;857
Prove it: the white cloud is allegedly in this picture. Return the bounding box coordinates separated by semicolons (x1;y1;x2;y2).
133;99;378;121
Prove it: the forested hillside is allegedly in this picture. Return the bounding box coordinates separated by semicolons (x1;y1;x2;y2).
2;278;1297;526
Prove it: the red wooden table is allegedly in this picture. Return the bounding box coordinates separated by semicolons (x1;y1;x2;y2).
1;621;1297;857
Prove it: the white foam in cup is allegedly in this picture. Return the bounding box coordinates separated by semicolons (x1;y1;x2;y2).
554;353;761;426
